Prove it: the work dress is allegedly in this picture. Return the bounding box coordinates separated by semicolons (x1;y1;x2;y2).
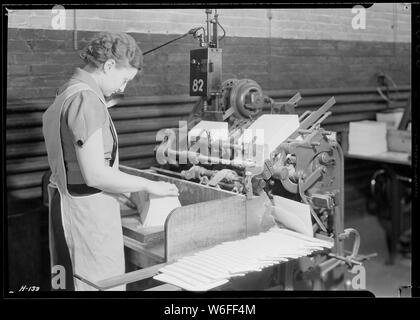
42;68;125;291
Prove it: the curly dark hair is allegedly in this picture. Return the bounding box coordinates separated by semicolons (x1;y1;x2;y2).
80;32;143;70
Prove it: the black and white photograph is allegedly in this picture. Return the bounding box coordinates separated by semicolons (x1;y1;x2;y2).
3;3;417;305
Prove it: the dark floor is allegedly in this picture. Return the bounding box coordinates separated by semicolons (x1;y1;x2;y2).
345;213;411;297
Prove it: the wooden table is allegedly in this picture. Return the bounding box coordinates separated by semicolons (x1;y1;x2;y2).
345;151;411;166
121;209;165;268
345;151;411;264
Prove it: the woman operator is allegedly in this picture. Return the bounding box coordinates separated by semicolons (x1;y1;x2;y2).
42;32;178;291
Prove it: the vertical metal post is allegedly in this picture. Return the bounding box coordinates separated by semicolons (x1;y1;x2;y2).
334;143;345;257
205;9;212;45
213;9;219;48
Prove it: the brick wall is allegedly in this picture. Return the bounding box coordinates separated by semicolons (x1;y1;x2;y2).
7;28;411;101
7;5;411;42
7;6;411;99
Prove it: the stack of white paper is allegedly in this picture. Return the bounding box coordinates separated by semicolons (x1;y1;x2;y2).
143;195;181;227
153;227;333;291
238;114;300;156
348;120;387;156
130;191;181;227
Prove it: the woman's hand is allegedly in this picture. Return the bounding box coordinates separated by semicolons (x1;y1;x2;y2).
146;181;179;197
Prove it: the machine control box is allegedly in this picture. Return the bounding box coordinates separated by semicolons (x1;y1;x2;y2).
190;48;222;97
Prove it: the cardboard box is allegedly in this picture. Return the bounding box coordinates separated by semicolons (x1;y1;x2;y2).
387;129;411;153
376;109;404;129
348;121;387;156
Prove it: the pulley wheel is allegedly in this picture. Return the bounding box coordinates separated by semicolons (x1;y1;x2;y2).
229;79;264;119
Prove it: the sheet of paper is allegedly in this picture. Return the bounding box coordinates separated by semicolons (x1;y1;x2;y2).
130;191;181;227
238;114;300;155
270;195;313;237
245;192;275;235
153;273;229;291
142;194;181;227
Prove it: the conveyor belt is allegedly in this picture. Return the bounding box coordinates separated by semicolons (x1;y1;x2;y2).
154;227;334;291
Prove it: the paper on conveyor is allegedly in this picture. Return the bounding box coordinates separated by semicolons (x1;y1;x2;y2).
270;195;313;237
153;226;333;291
153;273;229;291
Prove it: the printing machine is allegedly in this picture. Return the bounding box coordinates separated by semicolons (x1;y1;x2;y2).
75;10;367;291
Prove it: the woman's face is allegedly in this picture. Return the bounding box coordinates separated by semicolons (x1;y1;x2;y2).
100;59;138;97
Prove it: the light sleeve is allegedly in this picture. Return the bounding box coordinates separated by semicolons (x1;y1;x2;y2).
64;90;108;147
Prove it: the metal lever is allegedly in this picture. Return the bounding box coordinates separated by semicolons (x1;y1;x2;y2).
318;228;362;278
244;171;253;199
271;92;302;114
289;97;336;140
344;250;378;262
208;169;238;186
298;176;328;233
